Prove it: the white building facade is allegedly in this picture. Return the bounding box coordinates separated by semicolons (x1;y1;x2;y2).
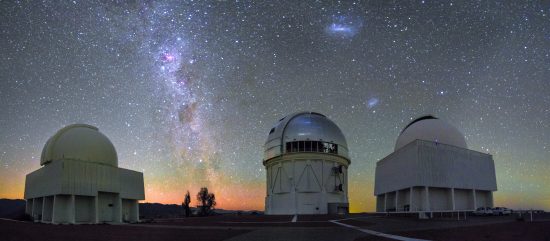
24;124;145;224
263;112;350;215
374;116;497;213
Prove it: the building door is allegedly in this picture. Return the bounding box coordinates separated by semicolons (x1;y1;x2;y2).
98;192;117;222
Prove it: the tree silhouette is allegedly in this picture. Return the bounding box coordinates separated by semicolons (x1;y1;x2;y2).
196;187;216;216
182;190;191;217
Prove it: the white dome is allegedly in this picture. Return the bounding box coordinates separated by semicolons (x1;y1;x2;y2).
395;116;467;151
40;124;118;167
264;112;348;160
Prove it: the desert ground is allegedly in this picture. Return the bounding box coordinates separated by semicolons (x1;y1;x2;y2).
1;213;549;241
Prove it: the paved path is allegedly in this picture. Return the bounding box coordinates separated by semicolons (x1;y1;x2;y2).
330;219;430;241
136;216;431;241
347;215;516;233
132;215;519;241
225;226;365;241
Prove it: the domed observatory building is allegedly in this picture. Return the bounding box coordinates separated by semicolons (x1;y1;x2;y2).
263;112;350;215
24;124;145;224
374;116;497;214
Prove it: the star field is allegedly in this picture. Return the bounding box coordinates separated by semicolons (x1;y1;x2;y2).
1;1;549;211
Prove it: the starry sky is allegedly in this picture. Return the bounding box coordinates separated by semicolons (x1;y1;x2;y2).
1;1;549;212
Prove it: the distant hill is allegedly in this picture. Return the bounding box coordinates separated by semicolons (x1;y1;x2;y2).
138;203;263;219
0;199;26;219
139;203;189;219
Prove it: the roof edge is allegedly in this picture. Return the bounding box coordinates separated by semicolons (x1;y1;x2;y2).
401;115;438;134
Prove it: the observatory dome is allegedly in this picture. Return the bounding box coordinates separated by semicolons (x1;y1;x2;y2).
395;115;467;151
264;112;348;160
40;124;118;167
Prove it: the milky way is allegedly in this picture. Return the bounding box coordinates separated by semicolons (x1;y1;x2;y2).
1;1;549;211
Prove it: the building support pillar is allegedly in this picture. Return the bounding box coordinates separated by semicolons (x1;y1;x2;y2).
292;183;297;215
425;186;430;211
115;195;122;223
94;195;99;223
25;199;32;215
320;182;327;214
409;187;413;212
31;198;37;221
32;197;43;222
451;188;456;211
41;197;46;222
395;190;399;212
472;189;477;210
51;195;57;224
291;161;298;216
41;196;53;223
133;200;140;222
383;193;387;212
69;195;75;224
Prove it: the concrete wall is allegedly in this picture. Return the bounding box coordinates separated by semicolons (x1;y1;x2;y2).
122;199;139;222
411;187;423;211
32;197;43;220
25;162;63;199
385;192;396;211
396;189;410;211
454;188;473;210
327;202;349;214
417;142;497;191
374;142;419;195
27;194;139;224
97;192;118;223
25;159;145;200
475;190;493;208
376;195;384;212
374;140;497;196
25;199;33;215
378;187;493;213
61;160;119;196
297;193;321;214
265;153;349;215
75;195;94;223
53;195;73;224
25;158;144;224
267;191;293;214
429;187;451;211
42;196;54;222
374;140;497;212
119;169;145;200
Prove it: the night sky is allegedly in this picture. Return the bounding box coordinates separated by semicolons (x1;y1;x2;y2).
1;1;549;212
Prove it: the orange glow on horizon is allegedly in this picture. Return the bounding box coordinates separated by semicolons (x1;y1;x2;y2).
2;159;549;213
